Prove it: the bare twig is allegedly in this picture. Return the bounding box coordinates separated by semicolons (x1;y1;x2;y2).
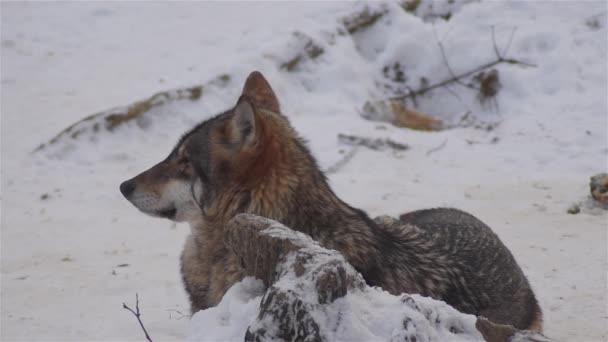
433;25;478;91
166;309;190;320
454;111;472;127
337;133;409;152
405;85;419;107
389;58;532;102
123;294;153;342
501;27;517;57
491;26;502;59
390;29;535;103
325;147;359;175
426;139;448;156
443;82;466;106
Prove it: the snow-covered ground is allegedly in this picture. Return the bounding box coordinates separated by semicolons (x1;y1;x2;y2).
1;1;606;341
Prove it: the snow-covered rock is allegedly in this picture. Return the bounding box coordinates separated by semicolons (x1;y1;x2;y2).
190;214;552;342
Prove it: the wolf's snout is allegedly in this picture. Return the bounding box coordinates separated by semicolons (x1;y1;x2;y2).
120;179;136;198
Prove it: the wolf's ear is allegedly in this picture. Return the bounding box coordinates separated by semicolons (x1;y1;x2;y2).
241;71;280;114
228;96;258;148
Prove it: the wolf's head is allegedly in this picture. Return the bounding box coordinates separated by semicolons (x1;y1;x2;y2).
120;71;320;225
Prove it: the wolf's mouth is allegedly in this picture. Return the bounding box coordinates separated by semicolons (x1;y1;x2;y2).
158;207;177;219
146;207;177;219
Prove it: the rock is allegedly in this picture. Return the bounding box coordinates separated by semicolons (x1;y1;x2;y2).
590;173;608;205
567;204;581;215
224;214;298;286
225;213;364;293
226;214;364;341
476;317;553;342
245;287;323;342
223;214;557;342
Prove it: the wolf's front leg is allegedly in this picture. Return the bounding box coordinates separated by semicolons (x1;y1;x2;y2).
181;234;212;314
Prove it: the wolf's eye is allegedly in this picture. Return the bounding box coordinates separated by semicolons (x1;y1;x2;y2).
178;155;191;175
179;156;189;164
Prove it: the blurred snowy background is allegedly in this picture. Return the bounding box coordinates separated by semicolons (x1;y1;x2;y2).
1;1;606;341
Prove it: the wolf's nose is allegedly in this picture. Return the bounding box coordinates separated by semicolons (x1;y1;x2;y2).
120;180;136;198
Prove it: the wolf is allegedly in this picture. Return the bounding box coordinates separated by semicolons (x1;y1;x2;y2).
119;71;542;331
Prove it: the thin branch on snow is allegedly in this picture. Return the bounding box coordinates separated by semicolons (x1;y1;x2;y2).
166;309;190;320
431;26;473;111
389;28;536;103
432;25;478;91
426;139;448;156
123;293;153;342
500;27;518;58
490;26;503;60
325;146;359;175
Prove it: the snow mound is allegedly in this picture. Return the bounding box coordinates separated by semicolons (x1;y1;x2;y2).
36;0;519;159
187;277;265;342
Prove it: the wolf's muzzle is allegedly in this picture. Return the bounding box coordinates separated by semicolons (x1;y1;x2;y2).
120;179;136;198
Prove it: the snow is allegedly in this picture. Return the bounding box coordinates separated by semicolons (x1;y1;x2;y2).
2;1;606;341
190;270;485;342
186;277;265;342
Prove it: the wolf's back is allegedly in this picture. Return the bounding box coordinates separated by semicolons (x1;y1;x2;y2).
398;208;542;331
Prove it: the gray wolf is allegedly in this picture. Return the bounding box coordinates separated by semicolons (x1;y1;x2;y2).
119;71;542;331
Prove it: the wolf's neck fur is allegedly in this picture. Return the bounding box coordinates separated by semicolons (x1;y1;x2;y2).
245;113;385;273
203;112;388;281
188;111;448;297
247;112;372;232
